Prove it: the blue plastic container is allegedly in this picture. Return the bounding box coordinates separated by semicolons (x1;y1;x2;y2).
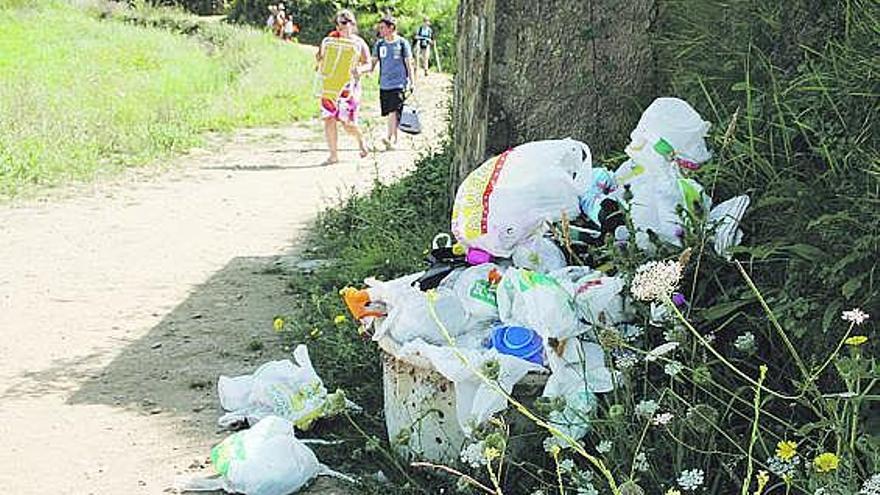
490;326;544;366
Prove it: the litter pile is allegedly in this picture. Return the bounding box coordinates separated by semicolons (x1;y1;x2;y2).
341;97;750;457
178;97;751;495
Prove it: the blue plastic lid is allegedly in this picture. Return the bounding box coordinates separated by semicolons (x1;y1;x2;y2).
490;326;544;366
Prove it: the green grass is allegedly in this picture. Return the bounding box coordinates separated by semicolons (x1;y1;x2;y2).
0;1;323;197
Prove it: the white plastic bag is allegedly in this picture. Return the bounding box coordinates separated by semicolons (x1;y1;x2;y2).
443;263;503;324
397;340;545;433
511;236;567;273
178;416;347;495
550;267;626;326
496;268;582;340
708;194;750;259
451;139;592;257
217;345;330;429
374;286;474;346
542;341;614;442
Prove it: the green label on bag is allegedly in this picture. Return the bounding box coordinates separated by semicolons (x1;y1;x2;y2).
469;280;498;307
211;434;246;476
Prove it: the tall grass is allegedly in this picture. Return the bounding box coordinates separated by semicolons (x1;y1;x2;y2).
0;1;319;197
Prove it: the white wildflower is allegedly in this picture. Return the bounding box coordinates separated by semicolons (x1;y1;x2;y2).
633;452;649;472
543;436;565;453
814;489;827;495
576;484;599;495
596;440;612;454
635;399;659;418
635;400;659;418
664;360;684;377
677;468;704;491
630;260;683;302
652;412;675;426
615;352;638;370
767;454;800;479
734;332;756;354
530;490;547;495
646;342;679;362
860;474;880;495
559;458;575;473
842;308;870;326
460;441;487;468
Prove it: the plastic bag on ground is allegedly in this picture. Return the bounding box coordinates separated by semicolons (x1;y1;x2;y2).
217;345;333;430
396;339;545;433
511;236;567;273
496;268;582;340
451;139;592;257
178;416;350;495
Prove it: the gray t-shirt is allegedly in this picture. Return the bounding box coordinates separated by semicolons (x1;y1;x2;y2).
373;36;411;90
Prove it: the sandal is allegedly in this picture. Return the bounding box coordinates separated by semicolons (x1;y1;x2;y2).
319;157;339;166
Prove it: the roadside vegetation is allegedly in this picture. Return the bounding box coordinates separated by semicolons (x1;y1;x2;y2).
0;0;320;198
281;1;878;494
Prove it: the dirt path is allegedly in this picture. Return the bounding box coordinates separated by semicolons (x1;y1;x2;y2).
0;73;450;495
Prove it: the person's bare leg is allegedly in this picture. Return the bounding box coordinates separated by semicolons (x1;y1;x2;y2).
342;123;368;157
323;117;339;164
384;112;398;150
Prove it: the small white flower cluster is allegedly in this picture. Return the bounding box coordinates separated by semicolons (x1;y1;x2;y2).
664;360;684;377
630;260;683;302
558;458;575;473
576;484;599;495
677;468;705;491
767;454;800;478
734;332;756;354
460;441;487;468
652;412;675;426
596;440;613;454
615;351;639;370
860;474;880;495
633;452;649;472
635;399;659;418
842;308;870;326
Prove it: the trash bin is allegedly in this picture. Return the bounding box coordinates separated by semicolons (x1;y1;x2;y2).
380;337;466;463
379;335;548;464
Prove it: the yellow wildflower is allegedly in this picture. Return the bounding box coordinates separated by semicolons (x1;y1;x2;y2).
813;452;840;473
484;446;500;461
665;489;682;495
753;470;769;495
845;335;868;346
776;440;798;461
309;327;322;338
273;317;285;332
334;315;347;325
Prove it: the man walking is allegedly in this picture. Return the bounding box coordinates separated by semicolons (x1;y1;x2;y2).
364;14;413;150
413;17;434;78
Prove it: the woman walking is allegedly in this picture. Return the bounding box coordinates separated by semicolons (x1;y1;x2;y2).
315;9;371;165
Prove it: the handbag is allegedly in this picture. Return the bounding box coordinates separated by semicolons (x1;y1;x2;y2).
398;90;422;135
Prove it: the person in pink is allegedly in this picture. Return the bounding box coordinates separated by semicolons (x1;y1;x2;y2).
315;9;371;165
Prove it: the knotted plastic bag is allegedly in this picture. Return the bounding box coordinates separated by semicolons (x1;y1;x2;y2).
178;416;350;495
217;345;333;430
451;139;592;257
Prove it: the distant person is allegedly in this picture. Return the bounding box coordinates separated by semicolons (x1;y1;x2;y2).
315;9;371;165
366;14;413;150
413;17;434;78
273;3;286;38
266;5;277;31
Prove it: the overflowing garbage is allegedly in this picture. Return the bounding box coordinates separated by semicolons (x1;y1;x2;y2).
340;97;750;462
179;96;752;494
